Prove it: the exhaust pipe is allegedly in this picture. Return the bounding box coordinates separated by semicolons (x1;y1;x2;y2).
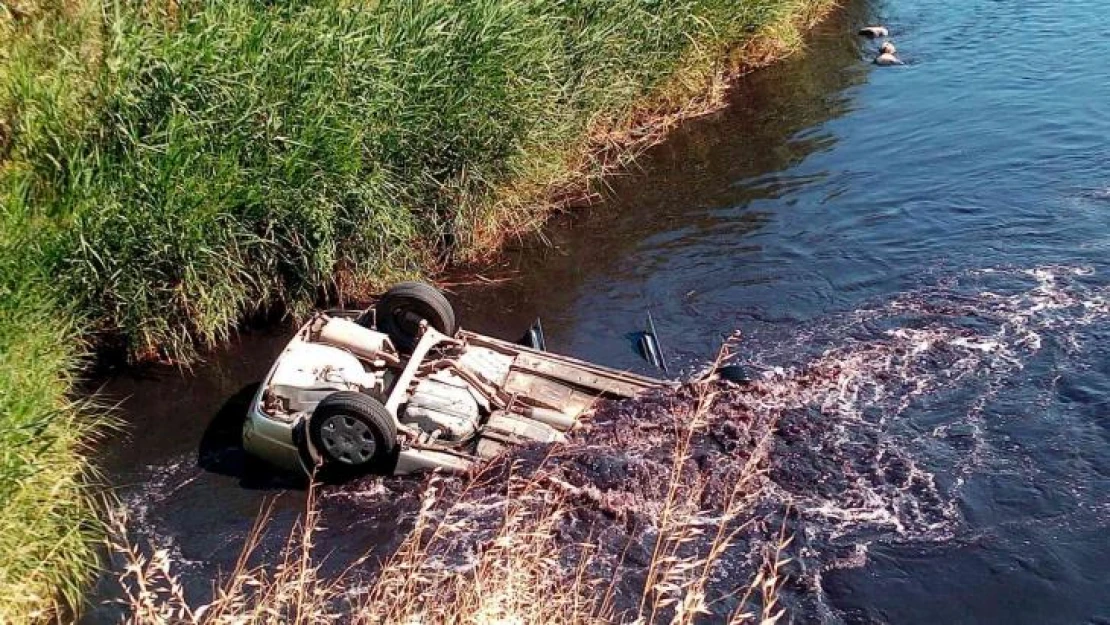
518;317;547;351
522;405;576;430
636;312;668;373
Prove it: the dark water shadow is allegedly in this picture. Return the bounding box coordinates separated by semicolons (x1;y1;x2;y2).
196;383;307;490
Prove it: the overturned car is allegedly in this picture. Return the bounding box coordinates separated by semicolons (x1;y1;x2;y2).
243;282;666;478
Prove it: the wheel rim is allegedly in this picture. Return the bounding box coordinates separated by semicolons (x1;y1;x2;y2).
319;414;377;465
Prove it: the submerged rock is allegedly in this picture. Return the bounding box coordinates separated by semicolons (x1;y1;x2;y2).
874;52;904;66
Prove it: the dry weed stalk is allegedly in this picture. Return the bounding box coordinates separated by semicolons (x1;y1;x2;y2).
109;337;796;624
353;459;610;624
110;481;349;625
726;516;794;625
637;336;788;624
108;505;198;624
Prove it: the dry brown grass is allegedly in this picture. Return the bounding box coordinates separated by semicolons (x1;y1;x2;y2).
107;339;794;624
354;467;612;625
633;339;789;625
110;483;347;625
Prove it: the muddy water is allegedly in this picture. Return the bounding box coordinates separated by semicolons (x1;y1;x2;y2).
88;0;1110;622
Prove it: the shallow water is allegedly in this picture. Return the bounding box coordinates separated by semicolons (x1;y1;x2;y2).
88;0;1110;622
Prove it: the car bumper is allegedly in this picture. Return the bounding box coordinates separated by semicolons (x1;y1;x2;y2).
243;402;310;476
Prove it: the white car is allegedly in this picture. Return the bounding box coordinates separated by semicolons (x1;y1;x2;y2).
243;282;666;479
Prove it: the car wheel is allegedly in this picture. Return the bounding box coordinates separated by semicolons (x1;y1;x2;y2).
308;391;397;476
375;281;457;352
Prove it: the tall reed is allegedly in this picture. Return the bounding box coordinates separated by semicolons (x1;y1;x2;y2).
0;212;107;622
3;0;832;361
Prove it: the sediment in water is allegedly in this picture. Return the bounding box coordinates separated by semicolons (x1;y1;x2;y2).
327;266;1110;622
369;381;782;622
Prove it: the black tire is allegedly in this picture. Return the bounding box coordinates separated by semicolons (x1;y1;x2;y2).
308;392;397;475
354;307;375;329
375;282;457;352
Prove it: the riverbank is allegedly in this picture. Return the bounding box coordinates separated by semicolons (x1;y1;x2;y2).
1;0;834;620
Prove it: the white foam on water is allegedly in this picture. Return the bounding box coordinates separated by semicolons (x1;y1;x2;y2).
734;265;1110;548
106;264;1110;620
118;454;208;570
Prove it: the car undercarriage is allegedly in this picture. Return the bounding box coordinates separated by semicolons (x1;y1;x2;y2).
243;282;667;478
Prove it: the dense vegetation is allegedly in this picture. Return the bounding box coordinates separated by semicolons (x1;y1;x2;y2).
0;0;829;620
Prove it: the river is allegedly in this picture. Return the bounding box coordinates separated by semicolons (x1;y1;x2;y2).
86;1;1110;622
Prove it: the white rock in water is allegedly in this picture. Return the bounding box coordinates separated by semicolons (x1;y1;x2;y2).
874;52;904;66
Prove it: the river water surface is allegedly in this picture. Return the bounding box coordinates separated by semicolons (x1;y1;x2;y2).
88;1;1110;622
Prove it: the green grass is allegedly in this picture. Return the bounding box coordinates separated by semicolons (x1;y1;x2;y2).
0;208;105;622
0;0;831;620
